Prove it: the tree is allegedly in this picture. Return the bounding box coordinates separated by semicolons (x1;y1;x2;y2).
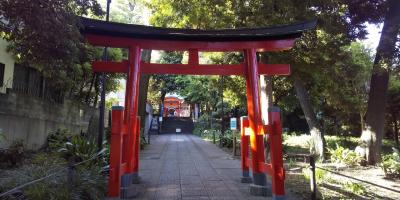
0;0;102;81
0;0;125;104
146;0;351;160
357;0;400;164
148;51;185;114
147;0;400;161
387;75;400;147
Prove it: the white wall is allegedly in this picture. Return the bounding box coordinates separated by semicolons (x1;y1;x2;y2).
0;38;15;93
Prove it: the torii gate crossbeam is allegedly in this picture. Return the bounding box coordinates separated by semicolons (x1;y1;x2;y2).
80;17;316;200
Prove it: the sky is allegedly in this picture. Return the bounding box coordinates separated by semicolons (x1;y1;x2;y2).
362;23;383;51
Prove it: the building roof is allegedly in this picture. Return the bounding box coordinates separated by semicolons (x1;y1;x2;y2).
79;17;317;42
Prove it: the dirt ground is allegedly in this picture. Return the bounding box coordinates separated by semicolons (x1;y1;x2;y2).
285;161;400;200
213;135;400;200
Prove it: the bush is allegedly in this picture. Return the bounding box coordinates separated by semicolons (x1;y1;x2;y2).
0;163;106;200
302;167;328;183
327;144;362;166
380;148;400;178
47;129;73;151
0;139;25;168
344;182;366;195
203;129;220;141
58;134;107;168
193;125;205;136
220;130;237;148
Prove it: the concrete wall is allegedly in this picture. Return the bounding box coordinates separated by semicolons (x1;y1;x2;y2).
0;91;97;150
0;38;15;94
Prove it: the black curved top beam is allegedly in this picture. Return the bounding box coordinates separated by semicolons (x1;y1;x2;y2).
80;17;316;42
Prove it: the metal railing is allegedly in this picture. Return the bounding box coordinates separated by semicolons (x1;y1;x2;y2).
286;154;400;200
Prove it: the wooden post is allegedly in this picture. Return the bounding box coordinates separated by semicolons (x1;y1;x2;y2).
240;117;252;183
213;130;216;144
244;49;267;193
232;132;237;156
268;107;285;198
108;106;124;197
310;156;317;200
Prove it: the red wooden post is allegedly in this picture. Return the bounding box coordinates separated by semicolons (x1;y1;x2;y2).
240;117;252;183
244;49;268;196
126;46;141;177
108;106;124;197
133;117;141;174
268;107;285;199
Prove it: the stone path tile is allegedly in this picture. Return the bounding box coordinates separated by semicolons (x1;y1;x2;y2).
133;134;295;200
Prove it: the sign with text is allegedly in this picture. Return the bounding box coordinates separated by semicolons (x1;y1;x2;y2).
230;118;237;130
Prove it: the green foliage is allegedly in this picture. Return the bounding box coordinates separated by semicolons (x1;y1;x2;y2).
327;144;362;166
344;182;366;195
0;1;126;104
47;129;73;151
0;139;25;168
58;134;106;166
1;163;106;200
219;130;233;148
302;167;327;183
0;128;4;142
144;0;391;139
105;97;119;110
287;158;296;169
380;148;400;178
101;0;146;24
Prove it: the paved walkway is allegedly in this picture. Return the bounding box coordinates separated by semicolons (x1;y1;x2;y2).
136;134;281;200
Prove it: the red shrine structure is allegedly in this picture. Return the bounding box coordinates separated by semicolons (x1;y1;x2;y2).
80;17;316;200
163;95;190;117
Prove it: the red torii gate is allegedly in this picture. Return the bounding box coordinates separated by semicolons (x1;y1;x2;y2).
80;17;316;200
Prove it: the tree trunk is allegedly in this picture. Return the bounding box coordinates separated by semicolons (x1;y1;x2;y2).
86;73;96;105
392;112;399;148
293;76;326;160
159;90;167;115
260;75;273;161
93;74;99;107
360;112;365;132
357;0;400;165
394;119;399;148
260;54;273;161
137;50;152;128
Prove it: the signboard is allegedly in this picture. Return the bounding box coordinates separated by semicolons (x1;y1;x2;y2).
230;118;237;130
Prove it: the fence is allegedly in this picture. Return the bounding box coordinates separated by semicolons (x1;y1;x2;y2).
286;154;400;200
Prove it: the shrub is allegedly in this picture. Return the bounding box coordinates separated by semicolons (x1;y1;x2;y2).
344;182;366;195
327;144;362;166
302;167;328;183
1;163;106;200
380;148;400;178
58;135;106;167
47;129;72;151
193;123;206;136
0;139;25;168
220;130;237;148
203;129;220;141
